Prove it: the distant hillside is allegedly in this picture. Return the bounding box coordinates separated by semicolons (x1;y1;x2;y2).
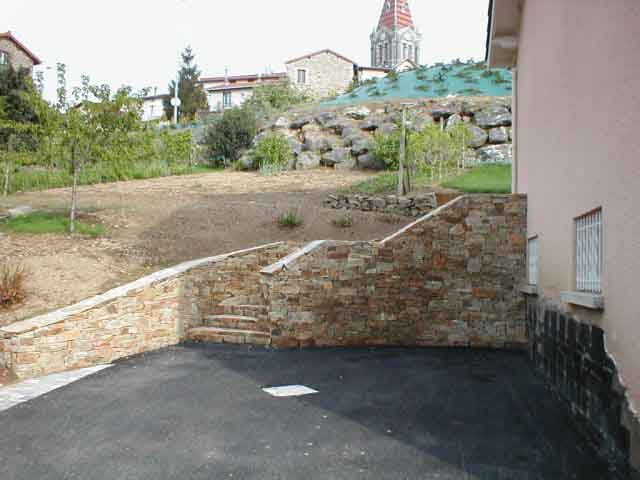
326;62;512;106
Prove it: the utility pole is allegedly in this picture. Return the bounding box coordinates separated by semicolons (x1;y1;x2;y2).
171;74;181;125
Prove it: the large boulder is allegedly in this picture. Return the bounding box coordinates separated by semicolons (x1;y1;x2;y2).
445;113;463;130
324;118;351;135
305;134;335;153
351;136;373;156
290;115;314;130
489;127;509;144
360;117;382;131
409;114;434;132
341;125;361;140
335;156;358;171
474;105;512;128
379;123;398;135
264;116;289;130
288;137;304;156
357;153;386;170
344;106;371;120
236;152;255;171
296;152;321;170
475;144;513;165
430;102;461;121
322;148;352;167
466;125;489;148
315;111;337;127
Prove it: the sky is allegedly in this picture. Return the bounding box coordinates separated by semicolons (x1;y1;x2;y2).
5;0;490;102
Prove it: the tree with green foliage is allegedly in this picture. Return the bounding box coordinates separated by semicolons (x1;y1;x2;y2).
244;80;307;118
163;47;209;123
203;107;256;166
55;68;146;232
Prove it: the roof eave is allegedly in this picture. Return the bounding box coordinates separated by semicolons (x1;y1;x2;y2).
485;0;523;69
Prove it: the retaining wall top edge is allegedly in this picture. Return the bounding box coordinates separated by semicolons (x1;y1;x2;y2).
0;242;286;337
380;195;466;245
261;240;328;275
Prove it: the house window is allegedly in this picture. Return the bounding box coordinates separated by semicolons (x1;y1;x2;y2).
297;69;307;85
409;45;414;60
575;209;603;293
528;237;539;286
223;91;232;108
0;51;8;66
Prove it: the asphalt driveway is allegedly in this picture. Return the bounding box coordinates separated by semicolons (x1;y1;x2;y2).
0;345;613;480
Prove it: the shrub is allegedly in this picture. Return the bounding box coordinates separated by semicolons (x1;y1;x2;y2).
203;107;257;166
244;80;307;117
160;130;192;165
331;215;353;228
277;210;303;228
372;130;402;170
0;263;27;309
253;133;293;172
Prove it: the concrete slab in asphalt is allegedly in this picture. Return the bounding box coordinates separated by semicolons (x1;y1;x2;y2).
0;345;615;480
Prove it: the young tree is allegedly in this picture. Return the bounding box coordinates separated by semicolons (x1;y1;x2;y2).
56;67;145;232
163;47;208;122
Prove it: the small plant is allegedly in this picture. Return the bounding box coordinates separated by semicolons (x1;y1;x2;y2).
415;84;430;92
386;70;399;83
0;263;27;309
252;133;292;171
331;215;353;228
480;70;494;78
277;210;303;228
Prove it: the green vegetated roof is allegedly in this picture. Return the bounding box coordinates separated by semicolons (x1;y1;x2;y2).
325;62;512;106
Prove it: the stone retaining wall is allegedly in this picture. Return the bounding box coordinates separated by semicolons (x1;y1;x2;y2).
323;192;437;217
0;243;287;380
262;195;528;348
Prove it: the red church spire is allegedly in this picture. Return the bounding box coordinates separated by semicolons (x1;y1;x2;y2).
378;0;415;30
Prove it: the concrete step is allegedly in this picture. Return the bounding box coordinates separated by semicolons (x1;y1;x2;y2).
205;314;262;331
186;327;270;346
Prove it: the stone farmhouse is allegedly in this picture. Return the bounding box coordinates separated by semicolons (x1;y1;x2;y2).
488;0;640;475
142;0;423;118
0;31;41;73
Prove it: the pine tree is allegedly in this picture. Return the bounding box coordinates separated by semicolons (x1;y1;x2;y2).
164;47;209;123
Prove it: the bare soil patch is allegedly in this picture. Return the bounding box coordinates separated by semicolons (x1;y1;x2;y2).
0;169;407;326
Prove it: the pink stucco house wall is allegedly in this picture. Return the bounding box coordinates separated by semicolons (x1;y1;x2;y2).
488;0;640;475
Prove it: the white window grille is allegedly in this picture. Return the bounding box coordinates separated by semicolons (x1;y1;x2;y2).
0;51;8;66
575;209;603;293
528;237;539;286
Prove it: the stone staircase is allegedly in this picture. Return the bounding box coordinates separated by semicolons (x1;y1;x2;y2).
186;295;272;346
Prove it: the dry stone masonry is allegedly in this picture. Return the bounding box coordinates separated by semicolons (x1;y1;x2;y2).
262;195;527;348
239;96;513;172
324;192;438;217
0;195;527;381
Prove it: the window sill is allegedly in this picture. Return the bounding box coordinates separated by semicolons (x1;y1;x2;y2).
520;285;538;295
560;291;604;310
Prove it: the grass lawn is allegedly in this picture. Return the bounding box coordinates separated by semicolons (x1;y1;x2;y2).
9;163;220;194
1;212;106;237
342;170;433;195
441;165;512;194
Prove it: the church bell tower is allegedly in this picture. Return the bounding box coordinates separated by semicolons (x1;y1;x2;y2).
370;0;422;68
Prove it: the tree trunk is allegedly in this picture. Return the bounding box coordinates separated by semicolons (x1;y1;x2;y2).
3;158;10;197
398;108;408;196
69;145;80;234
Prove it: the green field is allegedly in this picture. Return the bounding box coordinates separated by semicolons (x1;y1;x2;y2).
442;165;512;193
1;212;107;237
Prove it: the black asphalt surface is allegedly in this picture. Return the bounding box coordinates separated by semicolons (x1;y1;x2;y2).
0;345;614;480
